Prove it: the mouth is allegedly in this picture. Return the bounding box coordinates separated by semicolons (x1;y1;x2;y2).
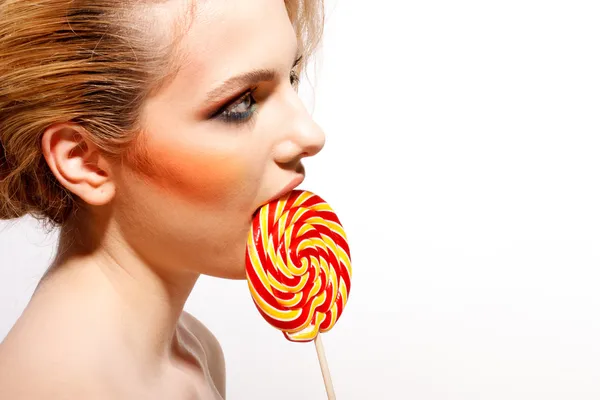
252;173;305;218
268;174;305;204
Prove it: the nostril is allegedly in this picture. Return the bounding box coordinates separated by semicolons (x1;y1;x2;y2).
276;159;299;171
275;158;306;174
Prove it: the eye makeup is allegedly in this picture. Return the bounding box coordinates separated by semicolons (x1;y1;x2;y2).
211;61;304;126
205;54;304;125
213;90;259;125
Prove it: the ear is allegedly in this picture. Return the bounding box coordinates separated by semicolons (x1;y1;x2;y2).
41;123;115;207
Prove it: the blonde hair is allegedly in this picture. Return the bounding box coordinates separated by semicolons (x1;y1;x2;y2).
0;0;324;225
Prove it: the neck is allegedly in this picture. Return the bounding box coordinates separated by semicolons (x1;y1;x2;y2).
38;214;200;365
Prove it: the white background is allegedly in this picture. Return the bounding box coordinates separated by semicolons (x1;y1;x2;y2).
2;1;600;399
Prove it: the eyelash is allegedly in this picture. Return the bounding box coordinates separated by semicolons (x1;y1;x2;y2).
217;90;258;125
215;69;301;125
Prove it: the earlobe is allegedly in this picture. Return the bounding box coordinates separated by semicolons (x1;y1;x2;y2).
41;123;115;207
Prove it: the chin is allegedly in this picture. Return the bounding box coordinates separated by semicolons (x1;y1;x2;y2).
223;269;247;280
201;252;248;280
196;223;251;280
204;265;247;280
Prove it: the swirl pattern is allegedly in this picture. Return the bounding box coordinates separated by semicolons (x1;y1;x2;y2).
246;190;352;342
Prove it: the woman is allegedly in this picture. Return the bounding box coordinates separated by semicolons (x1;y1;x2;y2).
0;0;326;398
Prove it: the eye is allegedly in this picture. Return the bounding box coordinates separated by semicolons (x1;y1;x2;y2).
290;55;303;90
215;91;258;124
290;70;300;90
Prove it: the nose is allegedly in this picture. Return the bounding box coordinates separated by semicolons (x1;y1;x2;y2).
273;95;326;166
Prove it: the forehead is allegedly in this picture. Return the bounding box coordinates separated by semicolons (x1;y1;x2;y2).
158;0;298;98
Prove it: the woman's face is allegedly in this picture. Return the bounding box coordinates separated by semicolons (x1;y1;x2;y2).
112;0;325;279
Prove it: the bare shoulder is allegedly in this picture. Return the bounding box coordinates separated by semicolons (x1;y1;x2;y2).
0;301;131;400
0;333;110;400
180;311;226;398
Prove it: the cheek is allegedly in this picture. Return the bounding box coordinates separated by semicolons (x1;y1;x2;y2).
128;138;250;205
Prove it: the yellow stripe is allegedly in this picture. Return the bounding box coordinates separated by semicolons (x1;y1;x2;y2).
339;280;349;306
283;226;291;256
302;215;326;227
286;311;327;341
268;269;309;294
291;206;307;224
277;210;287;240
310;203;334;213
306;269;322;299
321;307;338;332
275;198;285;220
277;291;303;308
297;223;313;236
338;252;352;278
248;279;303;322
293;191;313;209
323;261;338;310
260;208;269;253
286;289;325;334
326;221;348;242
247;234;275;297
266;237;293;280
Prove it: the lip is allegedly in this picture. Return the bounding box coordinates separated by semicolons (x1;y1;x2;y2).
266;174;305;205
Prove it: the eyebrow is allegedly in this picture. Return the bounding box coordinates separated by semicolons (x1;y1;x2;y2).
204;55;304;106
205;69;277;104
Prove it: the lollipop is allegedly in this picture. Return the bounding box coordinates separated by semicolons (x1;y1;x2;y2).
245;189;352;398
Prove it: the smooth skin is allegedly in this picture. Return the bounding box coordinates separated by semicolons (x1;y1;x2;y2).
0;0;325;398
